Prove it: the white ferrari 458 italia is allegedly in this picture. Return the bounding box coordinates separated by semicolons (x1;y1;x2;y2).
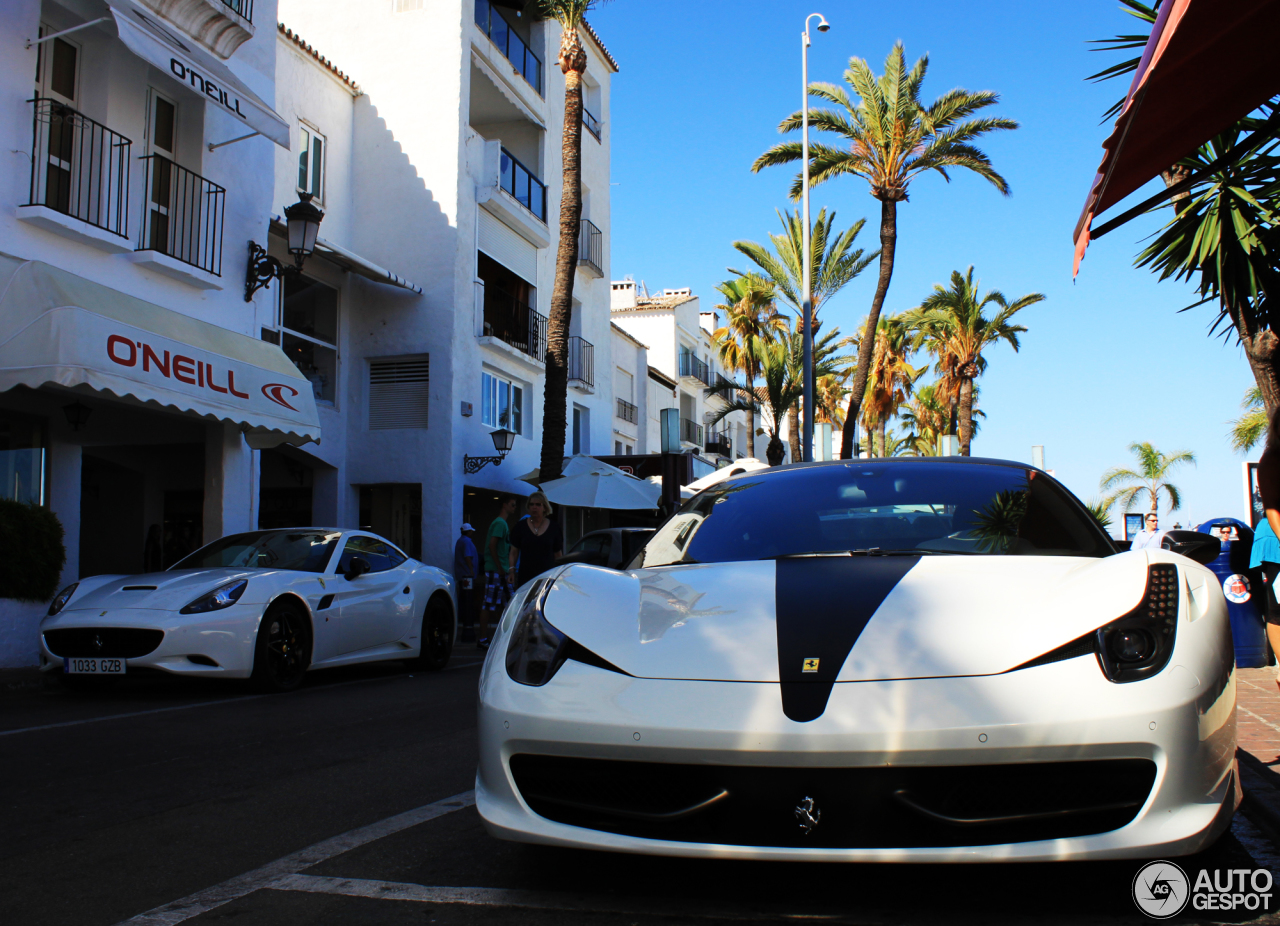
41;528;456;691
477;458;1238;862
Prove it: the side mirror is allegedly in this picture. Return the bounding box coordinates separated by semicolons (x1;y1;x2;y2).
345;555;371;581
1161;530;1222;566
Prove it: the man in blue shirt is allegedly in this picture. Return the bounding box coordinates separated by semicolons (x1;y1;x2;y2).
454;523;479;643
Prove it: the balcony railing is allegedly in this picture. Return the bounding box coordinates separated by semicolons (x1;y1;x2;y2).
138;155;226;276
500;148;546;222
582;106;601;141
567;336;594;386
474;0;543;96
680;417;703;447
706;432;732;456
578;218;602;276
616;398;638;424
679;352;710;385
222;0;253;20
483;285;547;362
27;99;131;239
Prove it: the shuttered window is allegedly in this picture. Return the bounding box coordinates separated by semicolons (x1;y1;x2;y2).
369;357;429;429
478;209;537;285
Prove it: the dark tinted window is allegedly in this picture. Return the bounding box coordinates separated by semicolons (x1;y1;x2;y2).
631;462;1113;567
173;530;341;572
338;536;405;573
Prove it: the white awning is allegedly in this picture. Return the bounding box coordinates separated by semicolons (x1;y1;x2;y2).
0;252;320;448
269;217;423;293
106;0;290;149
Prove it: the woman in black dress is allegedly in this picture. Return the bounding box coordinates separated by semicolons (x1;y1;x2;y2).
508;491;564;588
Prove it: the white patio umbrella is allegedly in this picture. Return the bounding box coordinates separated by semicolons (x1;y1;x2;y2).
516;453;628;485
682;458;770;496
539;469;661;510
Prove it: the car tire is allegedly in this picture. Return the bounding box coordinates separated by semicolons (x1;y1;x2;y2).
250;600;311;692
410;594;453;671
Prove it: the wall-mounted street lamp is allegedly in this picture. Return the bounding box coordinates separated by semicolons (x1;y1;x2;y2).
244;193;326;302
63;401;92;432
464;429;516;474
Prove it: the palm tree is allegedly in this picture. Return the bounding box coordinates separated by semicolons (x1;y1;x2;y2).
1231;387;1268;453
900;383;948;456
861;314;924;456
1100;442;1196;517
705;340;800;467
535;0;608;483
814;373;848;428
711;274;787;459
903;268;1042;456
730;207;876;333
752;42;1018;458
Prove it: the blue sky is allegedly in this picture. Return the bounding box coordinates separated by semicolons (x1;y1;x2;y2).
587;0;1256;529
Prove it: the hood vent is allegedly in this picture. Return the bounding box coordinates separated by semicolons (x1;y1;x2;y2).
121;585;158;591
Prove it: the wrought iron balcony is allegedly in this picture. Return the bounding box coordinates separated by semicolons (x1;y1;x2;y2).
138;155;226;276
500;148;546;222
616;398;638;424
578;218;602;276
483;285;547;362
582;106;601;141
475;0;543;96
680;417;703;447
223;0;253;20
567;336;594;386
27;99;131;239
679;352;710;386
706;432;732;457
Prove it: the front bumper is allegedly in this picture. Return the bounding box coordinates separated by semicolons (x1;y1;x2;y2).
476;649;1238;862
40;605;265;678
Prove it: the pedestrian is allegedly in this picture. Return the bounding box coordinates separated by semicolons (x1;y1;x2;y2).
453;523;479;643
508;491;564;588
478;495;517;649
1130;512;1165;550
1250;411;1280;691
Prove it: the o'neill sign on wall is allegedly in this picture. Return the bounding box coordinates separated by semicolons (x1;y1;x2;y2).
0;254;319;446
105;0;291;149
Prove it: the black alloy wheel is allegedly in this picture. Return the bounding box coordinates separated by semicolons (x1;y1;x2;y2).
411;594;454;671
251;601;311;692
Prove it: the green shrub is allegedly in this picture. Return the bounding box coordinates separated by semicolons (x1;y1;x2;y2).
0;500;66;602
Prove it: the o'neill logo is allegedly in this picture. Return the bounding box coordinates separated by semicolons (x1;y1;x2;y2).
107;334;249;400
262;383;300;411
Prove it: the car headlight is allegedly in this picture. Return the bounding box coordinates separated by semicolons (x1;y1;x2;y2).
505;578;567;687
1096;563;1179;683
180;579;248;615
48;583;78;616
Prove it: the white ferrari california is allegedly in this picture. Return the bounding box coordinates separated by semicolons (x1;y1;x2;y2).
477;458;1237;862
41;528;456;691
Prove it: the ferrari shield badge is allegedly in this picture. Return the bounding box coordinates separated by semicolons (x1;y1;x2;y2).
802;658;820;673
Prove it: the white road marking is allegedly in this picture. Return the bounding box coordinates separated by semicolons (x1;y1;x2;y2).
0;662;482;738
114;791;476;926
268;873;860;922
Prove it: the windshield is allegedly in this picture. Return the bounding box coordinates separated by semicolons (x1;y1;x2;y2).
631;462;1114;568
172;530;342;572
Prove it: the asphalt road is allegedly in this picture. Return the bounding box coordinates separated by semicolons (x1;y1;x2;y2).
4;653;1280;926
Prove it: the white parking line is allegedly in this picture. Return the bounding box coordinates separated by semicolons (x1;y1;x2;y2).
0;661;482;738
114;791;476;926
267;873;850;922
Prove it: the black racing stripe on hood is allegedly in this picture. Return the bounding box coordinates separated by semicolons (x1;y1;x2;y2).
775;556;919;722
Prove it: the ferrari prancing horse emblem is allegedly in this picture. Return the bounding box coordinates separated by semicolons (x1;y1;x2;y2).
795;796;821;833
802;657;819;673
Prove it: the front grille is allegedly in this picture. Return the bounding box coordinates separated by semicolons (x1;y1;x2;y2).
510;755;1156;849
44;628;164;659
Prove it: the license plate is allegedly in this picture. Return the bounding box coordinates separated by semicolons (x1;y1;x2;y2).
64;657;126;675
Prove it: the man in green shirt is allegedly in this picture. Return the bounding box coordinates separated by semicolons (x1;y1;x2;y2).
479;495;518;648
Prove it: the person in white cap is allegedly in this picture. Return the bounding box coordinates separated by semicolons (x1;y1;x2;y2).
453;523;479;643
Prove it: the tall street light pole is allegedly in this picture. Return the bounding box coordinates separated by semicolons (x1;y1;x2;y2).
801;12;829;463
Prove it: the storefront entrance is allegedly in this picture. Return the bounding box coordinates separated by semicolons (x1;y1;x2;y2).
359;484;421;560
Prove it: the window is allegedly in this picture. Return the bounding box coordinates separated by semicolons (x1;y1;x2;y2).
36;29;79;104
369;357;429;429
615;367;633;402
173;530;341;572
572;404;589;454
337;535;406;574
263;274;338;405
0;411;46;505
482;371;524;434
144;89;178;255
297;124;325;202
